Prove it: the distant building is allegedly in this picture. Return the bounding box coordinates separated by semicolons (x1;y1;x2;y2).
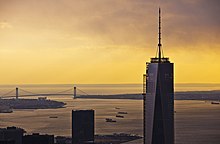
0;127;24;144
56;136;72;144
72;110;95;144
23;133;54;144
144;8;174;144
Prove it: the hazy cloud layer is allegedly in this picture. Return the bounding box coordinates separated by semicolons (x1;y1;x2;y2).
0;0;219;83
0;0;219;49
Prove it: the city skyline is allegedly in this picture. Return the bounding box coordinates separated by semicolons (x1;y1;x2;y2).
0;0;219;84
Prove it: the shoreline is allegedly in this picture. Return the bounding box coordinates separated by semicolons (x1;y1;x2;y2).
76;90;220;100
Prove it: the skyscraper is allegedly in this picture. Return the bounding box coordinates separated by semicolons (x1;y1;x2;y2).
72;110;95;144
144;8;174;144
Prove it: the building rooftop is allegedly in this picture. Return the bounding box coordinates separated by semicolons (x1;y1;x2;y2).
72;109;94;112
150;57;170;63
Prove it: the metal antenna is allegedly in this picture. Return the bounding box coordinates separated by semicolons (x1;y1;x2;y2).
158;8;162;63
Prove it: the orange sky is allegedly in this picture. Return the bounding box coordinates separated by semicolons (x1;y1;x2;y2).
0;0;220;84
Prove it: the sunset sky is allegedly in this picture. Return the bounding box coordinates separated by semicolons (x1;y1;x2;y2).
0;0;219;84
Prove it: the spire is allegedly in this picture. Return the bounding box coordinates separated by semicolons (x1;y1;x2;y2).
158;8;162;62
151;8;170;63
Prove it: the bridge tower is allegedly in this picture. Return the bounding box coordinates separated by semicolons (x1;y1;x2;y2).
16;87;19;100
73;86;77;99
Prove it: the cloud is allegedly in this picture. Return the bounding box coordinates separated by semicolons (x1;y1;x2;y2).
0;0;219;50
0;22;12;29
0;0;219;84
167;0;220;48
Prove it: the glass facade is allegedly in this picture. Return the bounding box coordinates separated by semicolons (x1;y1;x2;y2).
144;60;174;144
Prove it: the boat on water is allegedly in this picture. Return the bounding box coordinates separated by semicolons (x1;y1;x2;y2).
116;115;124;118
115;107;120;109
118;111;128;114
105;118;116;122
49;116;58;118
211;101;220;105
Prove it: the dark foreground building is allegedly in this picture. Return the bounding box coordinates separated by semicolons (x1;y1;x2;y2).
23;133;54;144
72;110;94;144
144;8;174;144
0;140;15;144
0;127;24;144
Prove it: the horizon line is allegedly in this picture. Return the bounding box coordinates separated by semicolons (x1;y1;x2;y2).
0;83;220;86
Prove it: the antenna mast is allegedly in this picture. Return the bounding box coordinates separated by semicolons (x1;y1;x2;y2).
158;8;162;62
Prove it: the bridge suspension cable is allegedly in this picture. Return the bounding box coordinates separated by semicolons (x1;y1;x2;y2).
77;88;89;95
19;88;39;96
0;89;15;98
54;88;73;94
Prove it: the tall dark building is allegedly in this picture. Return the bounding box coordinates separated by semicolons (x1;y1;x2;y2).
72;110;94;144
144;8;174;144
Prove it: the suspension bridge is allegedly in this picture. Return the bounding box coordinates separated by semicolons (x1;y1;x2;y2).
0;87;89;99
